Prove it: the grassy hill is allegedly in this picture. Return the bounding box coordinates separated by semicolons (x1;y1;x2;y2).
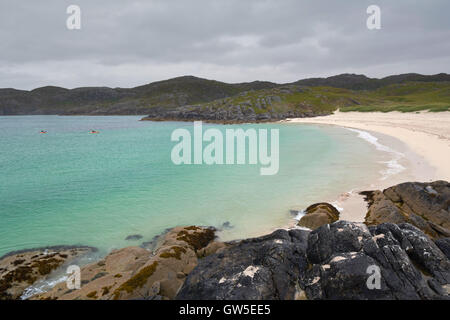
0;76;278;115
340;82;450;112
141;81;450;123
293;73;450;90
0;74;449;120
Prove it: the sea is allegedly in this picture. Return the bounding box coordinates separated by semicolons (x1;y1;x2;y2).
0;115;401;258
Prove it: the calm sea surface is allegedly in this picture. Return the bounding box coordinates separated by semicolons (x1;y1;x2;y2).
0;116;383;257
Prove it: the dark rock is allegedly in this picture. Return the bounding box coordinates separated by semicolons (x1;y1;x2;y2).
435;238;450;259
177;220;450;300
363;181;450;239
176;229;310;300
304;221;450;300
125;234;143;241
90;272;108;282
221;222;233;230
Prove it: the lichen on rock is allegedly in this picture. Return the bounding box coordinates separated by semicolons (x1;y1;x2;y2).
298;202;340;230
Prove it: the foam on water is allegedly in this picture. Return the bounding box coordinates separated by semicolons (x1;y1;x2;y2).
346;128;406;180
20;275;68;300
330;201;344;212
293;209;306;221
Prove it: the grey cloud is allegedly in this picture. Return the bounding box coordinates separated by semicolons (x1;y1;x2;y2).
0;0;449;89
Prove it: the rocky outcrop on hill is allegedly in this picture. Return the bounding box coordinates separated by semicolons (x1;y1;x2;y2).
141;107;324;123
297;203;340;230
32;226;221;300
0;246;93;300
177;221;450;300
362;181;450;239
140;95;328;123
176;229;310;300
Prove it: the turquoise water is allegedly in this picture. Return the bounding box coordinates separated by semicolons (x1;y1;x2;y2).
0;116;382;257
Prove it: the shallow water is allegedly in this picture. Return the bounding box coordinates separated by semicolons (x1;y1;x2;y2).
0;116;386;257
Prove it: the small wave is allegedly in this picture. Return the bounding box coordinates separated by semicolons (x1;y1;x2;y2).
19;250;101;300
21;275;68;300
330;201;344;212
346;128;405;180
293;209;306;221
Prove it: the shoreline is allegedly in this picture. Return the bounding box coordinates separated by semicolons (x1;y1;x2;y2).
0;245;98;261
2;111;449;298
283;110;450;223
2;112;448;256
285;111;450;180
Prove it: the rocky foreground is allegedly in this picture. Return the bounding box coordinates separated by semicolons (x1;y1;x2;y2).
178;222;449;300
0;246;94;299
0;181;449;300
30;226;224;300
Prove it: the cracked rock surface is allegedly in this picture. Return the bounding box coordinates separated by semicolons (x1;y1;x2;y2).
176;229;310;300
363;181;450;239
177;221;450;300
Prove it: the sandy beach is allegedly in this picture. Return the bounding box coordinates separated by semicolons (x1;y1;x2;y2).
285;111;450;222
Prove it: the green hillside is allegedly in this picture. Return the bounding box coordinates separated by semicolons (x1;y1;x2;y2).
0;76;278;115
192;81;450;116
1;74;449;119
340;82;450;112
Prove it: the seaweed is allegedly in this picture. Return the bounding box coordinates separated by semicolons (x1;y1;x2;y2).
0;266;37;300
159;246;187;260
101;286;111;296
184;226;200;231
176;228;215;251
32;258;63;276
86;291;98;299
12;259;25;266
113;261;158;300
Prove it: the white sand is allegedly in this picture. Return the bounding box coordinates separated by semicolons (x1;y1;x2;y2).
284;111;450;222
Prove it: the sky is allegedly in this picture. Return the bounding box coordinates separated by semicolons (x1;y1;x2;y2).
0;0;449;90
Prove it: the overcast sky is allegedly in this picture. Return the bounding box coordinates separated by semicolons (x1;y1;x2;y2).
0;0;449;89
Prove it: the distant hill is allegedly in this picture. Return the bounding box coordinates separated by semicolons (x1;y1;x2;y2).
0;73;449;120
292;73;450;90
142;81;450;123
0;76;278;115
